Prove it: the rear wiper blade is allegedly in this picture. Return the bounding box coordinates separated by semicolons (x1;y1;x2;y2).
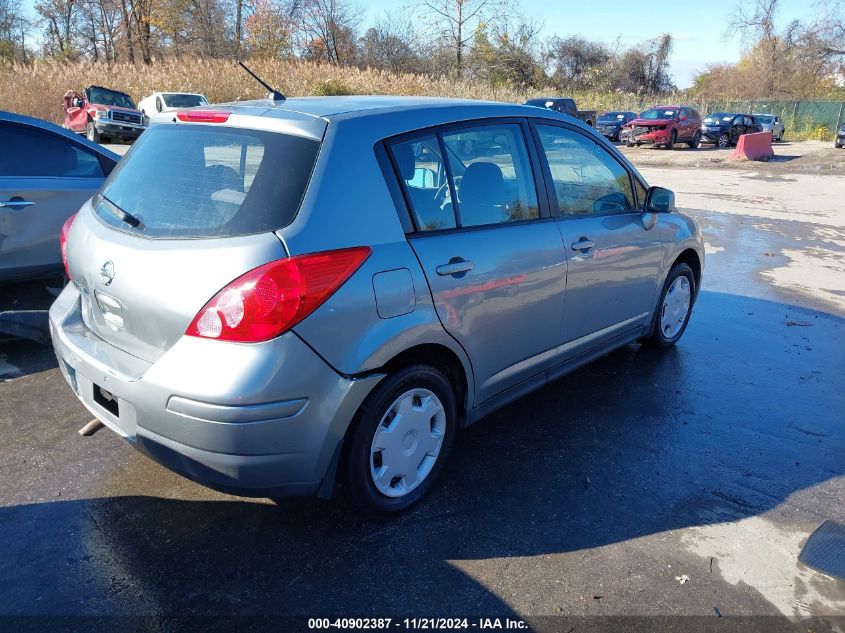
100;195;141;228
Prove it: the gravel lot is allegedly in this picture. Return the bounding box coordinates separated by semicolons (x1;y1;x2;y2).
1;143;844;630
620;139;845;175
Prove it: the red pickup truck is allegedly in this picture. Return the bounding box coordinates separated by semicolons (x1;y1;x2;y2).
62;85;147;144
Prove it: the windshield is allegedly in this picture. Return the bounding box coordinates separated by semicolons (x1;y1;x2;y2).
640;108;677;120
704;113;735;124
95;125;320;238
599;112;627;122
163;93;208;108
87;87;136;109
524;98;555;108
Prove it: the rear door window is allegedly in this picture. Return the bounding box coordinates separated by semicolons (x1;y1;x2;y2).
95;124;319;238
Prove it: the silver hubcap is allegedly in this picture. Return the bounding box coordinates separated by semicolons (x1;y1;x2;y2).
661;276;691;339
370;388;446;498
719;134;729;148
370;389;446;497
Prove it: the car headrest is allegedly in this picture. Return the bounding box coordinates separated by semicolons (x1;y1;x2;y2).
459;161;505;207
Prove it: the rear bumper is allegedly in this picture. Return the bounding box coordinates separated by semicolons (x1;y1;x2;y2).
49;284;383;497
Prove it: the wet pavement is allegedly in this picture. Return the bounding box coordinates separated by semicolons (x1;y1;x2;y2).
1;166;844;630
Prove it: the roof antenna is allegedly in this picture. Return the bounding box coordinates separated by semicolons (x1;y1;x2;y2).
237;61;285;101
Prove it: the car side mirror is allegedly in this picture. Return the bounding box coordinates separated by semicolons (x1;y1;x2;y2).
645;186;675;214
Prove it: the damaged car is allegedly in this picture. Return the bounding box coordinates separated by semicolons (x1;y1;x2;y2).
623;106;702;150
63;85;147;144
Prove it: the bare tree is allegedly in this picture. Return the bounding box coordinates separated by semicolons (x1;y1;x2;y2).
36;0;81;58
411;0;511;75
0;0;33;61
358;11;424;73
720;0;845;96
298;0;362;64
547;35;611;89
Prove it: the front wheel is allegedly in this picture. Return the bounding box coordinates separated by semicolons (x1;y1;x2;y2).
341;365;457;514
86;121;100;143
642;263;696;348
664;130;676;150
717;133;730;149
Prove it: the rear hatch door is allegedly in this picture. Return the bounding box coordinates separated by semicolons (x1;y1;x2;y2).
66;119;323;363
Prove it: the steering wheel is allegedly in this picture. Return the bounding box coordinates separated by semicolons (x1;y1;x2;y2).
434;181;450;204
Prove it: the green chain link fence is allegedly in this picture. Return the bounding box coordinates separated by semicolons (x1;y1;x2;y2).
610;98;845;140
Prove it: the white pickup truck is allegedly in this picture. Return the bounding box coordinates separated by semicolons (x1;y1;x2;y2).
137;92;209;124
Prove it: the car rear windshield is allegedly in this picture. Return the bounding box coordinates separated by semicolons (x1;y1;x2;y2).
95;124;320;238
755;115;774;124
163;93;208;108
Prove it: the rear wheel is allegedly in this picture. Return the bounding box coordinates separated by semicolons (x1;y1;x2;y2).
86;121;100;144
642;263;695;348
342;365;457;514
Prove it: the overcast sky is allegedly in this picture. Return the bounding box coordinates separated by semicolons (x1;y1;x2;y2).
19;0;813;88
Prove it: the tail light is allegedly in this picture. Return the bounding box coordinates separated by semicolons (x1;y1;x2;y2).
60;213;77;280
186;247;371;343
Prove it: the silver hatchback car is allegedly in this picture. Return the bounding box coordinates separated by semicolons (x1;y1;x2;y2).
51;96;704;512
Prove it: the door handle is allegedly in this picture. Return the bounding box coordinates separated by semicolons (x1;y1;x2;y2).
0;199;35;208
436;259;474;277
571;238;594;251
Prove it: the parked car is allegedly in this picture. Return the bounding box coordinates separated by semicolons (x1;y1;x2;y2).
0;111;119;283
835;122;845;148
524;97;597;127
596;111;637;141
63;85;147;144
700;112;762;148
137;92;209;124
752;113;785;141
623;105;702;149
51;96;703;513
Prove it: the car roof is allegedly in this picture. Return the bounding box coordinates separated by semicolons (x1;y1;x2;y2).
170;95;599;144
0;110;121;162
213;96;529;120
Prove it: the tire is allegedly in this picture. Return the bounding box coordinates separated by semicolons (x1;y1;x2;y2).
86;121;100;144
664;130;676;150
642;263;696;348
717;133;730;149
689;131;701;149
341;364;457;514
